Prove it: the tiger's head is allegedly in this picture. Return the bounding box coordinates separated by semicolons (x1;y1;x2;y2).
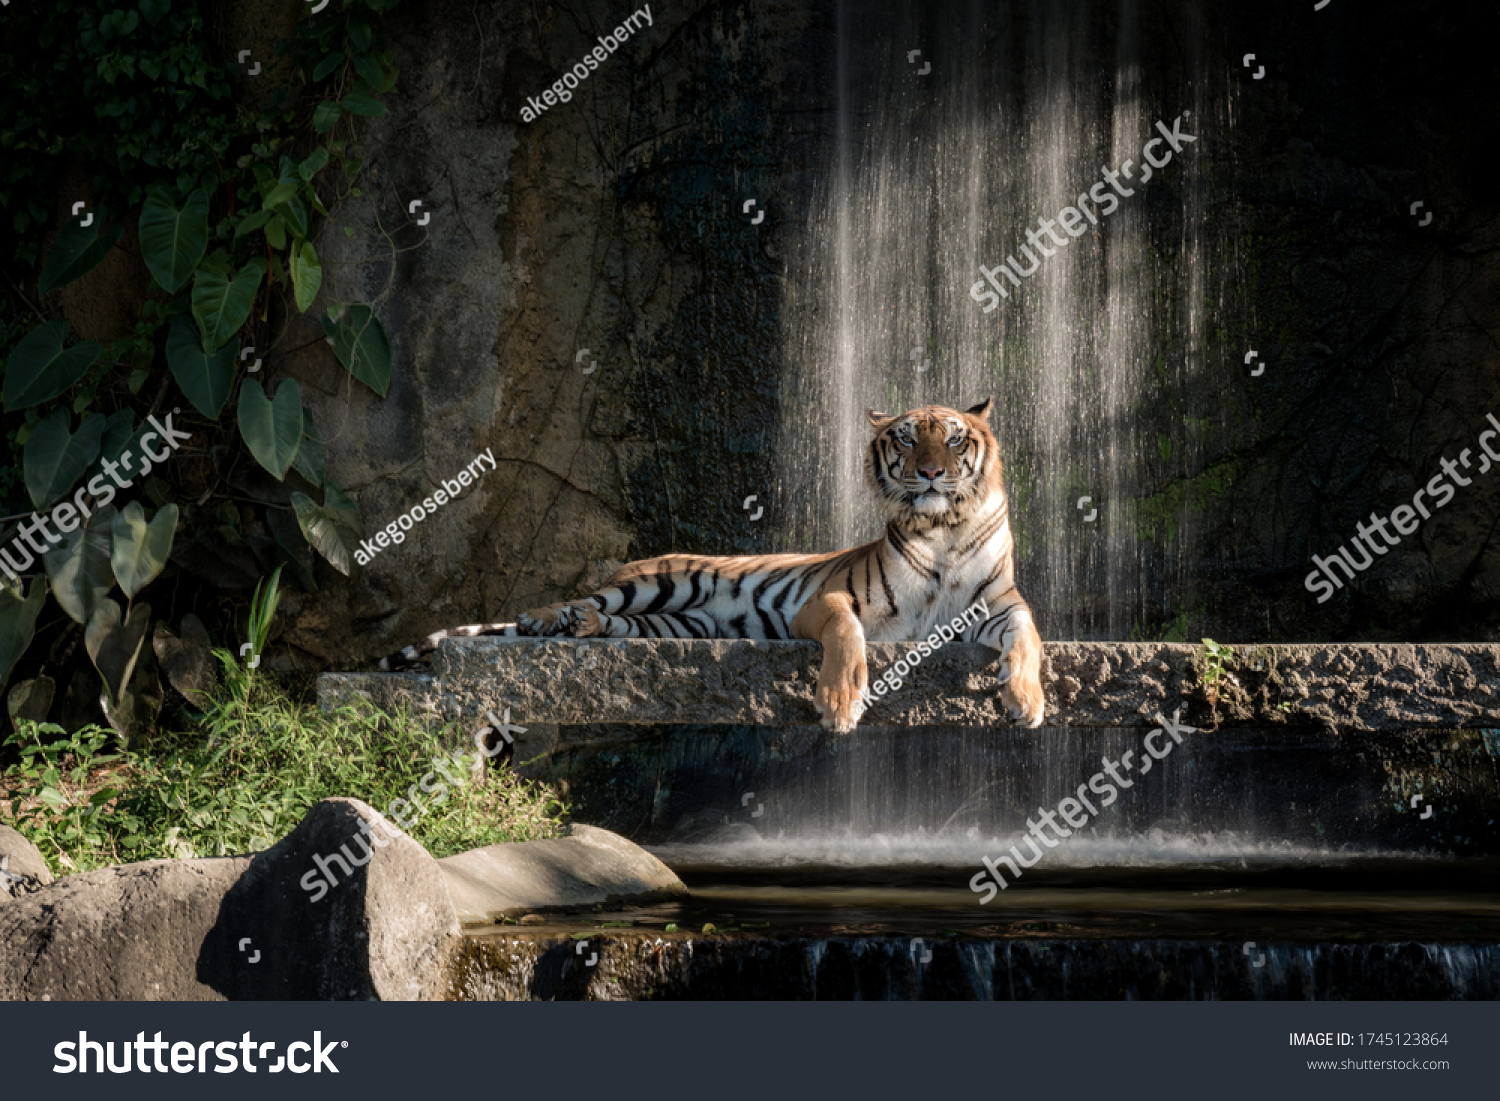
865;398;1003;530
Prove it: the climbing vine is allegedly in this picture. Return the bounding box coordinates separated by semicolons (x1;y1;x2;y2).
0;0;401;744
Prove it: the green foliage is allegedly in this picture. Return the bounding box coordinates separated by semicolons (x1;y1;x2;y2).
109;501;178;599
3;699;568;876
3;321;100;411
0;577;47;689
244;564;284;671
0;725;122;871
237;378;304;481
0;0;405;732
1199;637;1240;723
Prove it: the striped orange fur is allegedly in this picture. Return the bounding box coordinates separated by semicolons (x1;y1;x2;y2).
381;399;1046;731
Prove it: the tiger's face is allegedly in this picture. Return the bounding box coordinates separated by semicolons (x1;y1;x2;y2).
865;398;1002;528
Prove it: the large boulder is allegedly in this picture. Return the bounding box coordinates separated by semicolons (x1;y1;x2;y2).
0;798;457;1000
438;823;687;925
0;825;52;900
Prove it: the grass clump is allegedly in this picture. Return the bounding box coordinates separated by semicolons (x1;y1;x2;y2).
1;652;568;878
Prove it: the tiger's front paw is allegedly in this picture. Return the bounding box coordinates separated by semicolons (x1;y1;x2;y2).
1002;672;1046;728
814;682;866;735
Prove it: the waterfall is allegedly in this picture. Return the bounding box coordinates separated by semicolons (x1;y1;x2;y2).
777;0;1239;640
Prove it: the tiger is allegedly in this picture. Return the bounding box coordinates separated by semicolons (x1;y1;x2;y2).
380;399;1046;732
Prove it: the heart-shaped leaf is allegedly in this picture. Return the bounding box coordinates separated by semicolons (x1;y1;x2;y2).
290;407;326;485
43;504;117;626
165;314;235;417
290;483;363;576
3;320;102;411
111;501;180;599
85;598;151;709
289;239;322;313
0;576;47;689
24;409;108;508
152;614;218;709
192;259;264;352
38;216;124;296
238;378;303;480
320;304;391;396
139;186;209;294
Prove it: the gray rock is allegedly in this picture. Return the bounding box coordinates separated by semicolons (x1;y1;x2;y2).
0;825;52;899
0;798;458;1000
437;824;687;925
318;639;1500;732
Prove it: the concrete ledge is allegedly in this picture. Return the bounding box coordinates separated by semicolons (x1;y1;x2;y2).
436;825;688;925
318;640;1500;732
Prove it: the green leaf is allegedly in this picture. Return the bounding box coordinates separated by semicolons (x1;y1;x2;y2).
85;598;150;709
165;315;235;418
192;260;264;352
138;187;209;294
264;213;287;250
312;100;343;133
281;194;309;239
289;240;322;313
349;16;373;52
3;321;101;411
261;178;301;210
24;409;107;509
38;217;124;296
0;577;47;689
340;92;387;117
233;209;274;238
312;52;344;82
298;147;330;180
320;304;391;396
352;53;384;93
290;408;326;485
237;378;303;480
111;501;179;599
290;483;362;575
43;505;117;626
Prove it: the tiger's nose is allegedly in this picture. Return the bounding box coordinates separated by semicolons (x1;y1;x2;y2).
918;466;944;480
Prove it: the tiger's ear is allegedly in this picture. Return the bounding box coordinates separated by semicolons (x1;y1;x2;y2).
965;397;994;422
866;408;896;428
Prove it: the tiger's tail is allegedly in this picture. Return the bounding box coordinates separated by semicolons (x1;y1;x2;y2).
378;622;521;671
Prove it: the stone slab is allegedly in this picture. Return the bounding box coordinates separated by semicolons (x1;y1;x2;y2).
318;640;1500;732
437;824;688;925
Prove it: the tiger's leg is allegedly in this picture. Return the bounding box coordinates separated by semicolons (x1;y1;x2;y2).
971;593;1046;728
791;591;869;734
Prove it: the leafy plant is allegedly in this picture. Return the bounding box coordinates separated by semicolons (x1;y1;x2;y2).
1199;637;1240;724
0;0;406;739
244;564;284;674
2;693;568;877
